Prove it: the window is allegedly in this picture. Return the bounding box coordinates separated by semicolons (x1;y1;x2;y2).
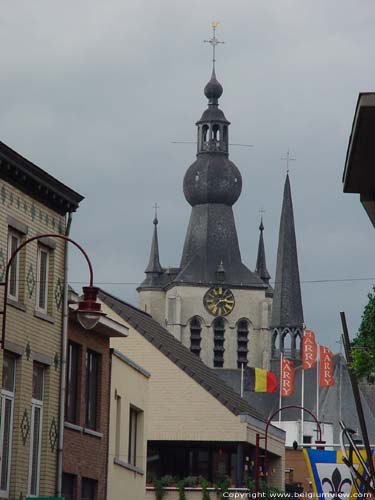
128;406;141;466
62;473;76;500
190;317;202;357
82;477;97;500
66;342;80;424
115;394;121;458
213;317;225;368
86;350;100;430
36;245;49;312
7;230;20;301
237;319;249;368
28;363;44;496
0;353;16;496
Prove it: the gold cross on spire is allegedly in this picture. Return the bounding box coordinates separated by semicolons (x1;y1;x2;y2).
281;149;296;174
204;21;224;71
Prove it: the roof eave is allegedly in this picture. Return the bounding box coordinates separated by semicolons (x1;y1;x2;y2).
0;141;84;214
343;93;375;194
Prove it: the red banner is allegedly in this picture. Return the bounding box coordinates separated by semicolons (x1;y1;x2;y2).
319;346;335;387
302;329;317;369
281;357;295;397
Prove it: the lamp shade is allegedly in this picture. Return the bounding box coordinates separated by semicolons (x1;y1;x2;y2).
77;286;105;330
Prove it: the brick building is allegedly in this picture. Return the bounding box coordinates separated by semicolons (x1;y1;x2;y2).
62;297;128;500
0;141;83;498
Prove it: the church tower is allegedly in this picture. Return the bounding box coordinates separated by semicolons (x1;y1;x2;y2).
138;26;273;370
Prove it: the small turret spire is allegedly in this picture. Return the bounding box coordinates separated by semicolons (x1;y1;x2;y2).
255;213;271;285
145;205;163;275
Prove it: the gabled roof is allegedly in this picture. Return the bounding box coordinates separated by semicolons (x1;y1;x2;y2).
0;141;84;214
99;288;265;421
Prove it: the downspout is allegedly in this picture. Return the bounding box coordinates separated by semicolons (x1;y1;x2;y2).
56;211;73;496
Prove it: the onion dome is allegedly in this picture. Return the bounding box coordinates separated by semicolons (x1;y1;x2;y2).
204;69;223;101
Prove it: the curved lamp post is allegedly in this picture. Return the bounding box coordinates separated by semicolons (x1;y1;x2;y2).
257;404;322;492
1;233;105;347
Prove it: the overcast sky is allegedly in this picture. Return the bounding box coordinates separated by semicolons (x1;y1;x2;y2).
1;0;375;351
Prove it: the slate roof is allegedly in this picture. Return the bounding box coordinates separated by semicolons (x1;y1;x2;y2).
0;140;84;214
271;174;304;328
99;288;265;421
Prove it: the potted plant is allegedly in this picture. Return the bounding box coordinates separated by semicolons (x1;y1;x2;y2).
215;475;231;499
161;474;178;487
201;478;211;500
154;479;166;500
184;476;199;488
177;479;187;500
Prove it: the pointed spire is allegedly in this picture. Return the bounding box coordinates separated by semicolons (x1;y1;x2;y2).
271;174;304;328
255;215;271;285
145;211;163;275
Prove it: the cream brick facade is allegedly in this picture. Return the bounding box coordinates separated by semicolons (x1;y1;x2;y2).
0;180;67;498
139;285;273;370
107;350;149;500
101;300;285;493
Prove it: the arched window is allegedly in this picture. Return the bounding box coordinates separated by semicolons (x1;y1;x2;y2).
282;331;292;356
295;332;302;359
212;124;220;141
237;319;249;368
190;317;202;357
271;330;278;358
213;317;225;368
202;125;209;143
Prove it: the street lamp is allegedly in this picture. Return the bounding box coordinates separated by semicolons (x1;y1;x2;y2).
76;286;104;330
255;404;322;494
1;233;105;346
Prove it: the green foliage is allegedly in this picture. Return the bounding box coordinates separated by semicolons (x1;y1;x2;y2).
184;475;199;487
177;479;187;500
352;285;375;382
215;475;231;499
246;478;286;499
161;475;177;486
154;479;166;500
201;478;211;500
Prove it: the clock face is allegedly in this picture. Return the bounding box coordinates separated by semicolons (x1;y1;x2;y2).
203;287;235;316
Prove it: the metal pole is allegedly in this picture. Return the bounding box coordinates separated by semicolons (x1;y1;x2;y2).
340;312;375;487
316;343;320;421
301;366;305;444
255;433;260;495
56;214;72;496
240;362;244;397
279;352;283;424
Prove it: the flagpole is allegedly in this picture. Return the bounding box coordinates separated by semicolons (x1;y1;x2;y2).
301;363;304;444
316;343;320;422
279;352;283;424
240;362;244;398
301;326;305;444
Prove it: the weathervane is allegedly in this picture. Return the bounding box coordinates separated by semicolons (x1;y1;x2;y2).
281;149;296;174
153;203;159;223
259;208;265;228
204;21;224;70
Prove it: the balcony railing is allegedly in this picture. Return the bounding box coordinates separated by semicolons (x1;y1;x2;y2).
272;348;301;360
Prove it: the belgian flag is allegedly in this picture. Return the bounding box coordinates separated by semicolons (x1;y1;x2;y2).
247;367;277;393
